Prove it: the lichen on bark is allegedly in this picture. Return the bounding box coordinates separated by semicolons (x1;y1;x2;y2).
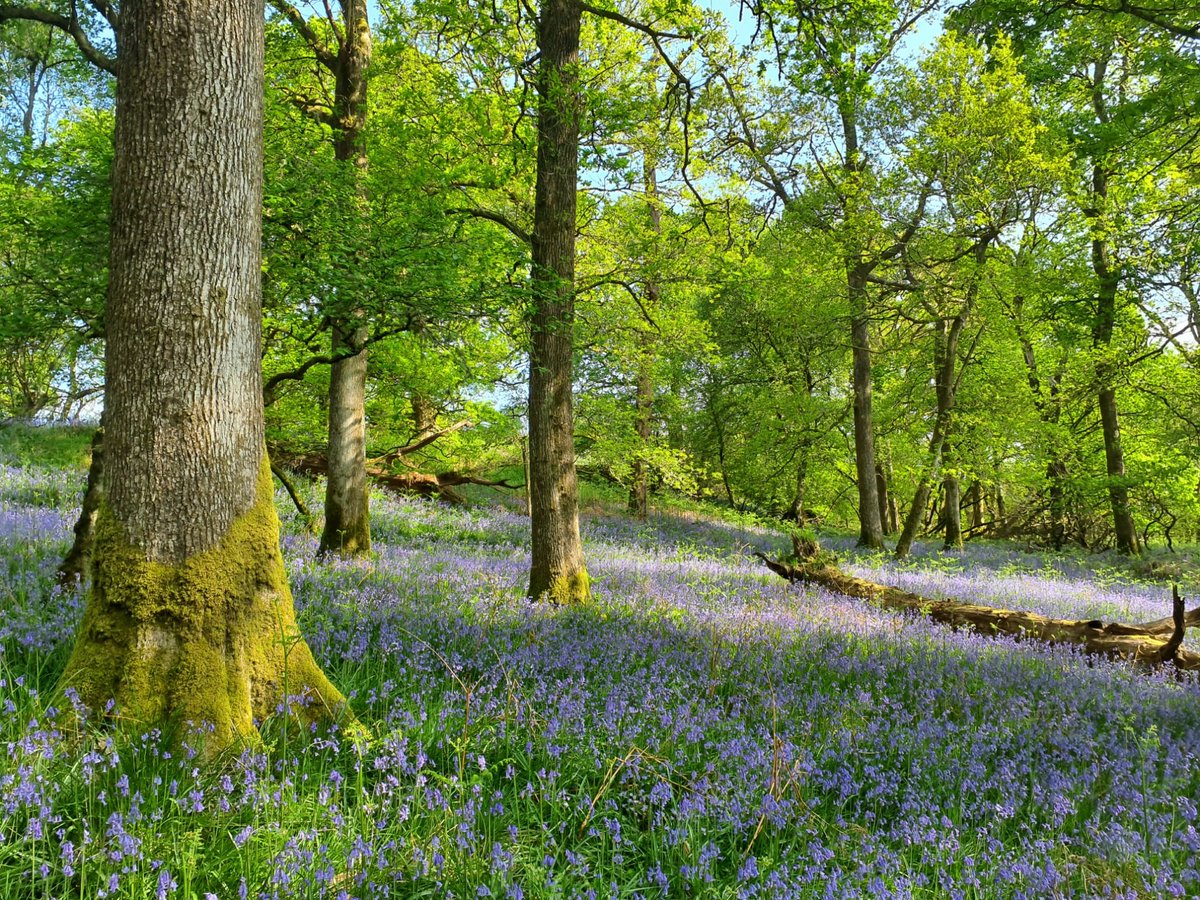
59;455;348;752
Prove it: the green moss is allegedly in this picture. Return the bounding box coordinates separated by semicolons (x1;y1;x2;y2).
547;568;591;606
59;454;348;754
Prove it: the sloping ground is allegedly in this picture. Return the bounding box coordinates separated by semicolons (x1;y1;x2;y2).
1;465;1200;898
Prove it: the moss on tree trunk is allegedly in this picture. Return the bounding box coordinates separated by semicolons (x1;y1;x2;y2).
60;456;347;751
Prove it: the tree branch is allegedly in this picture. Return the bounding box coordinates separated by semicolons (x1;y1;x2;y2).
0;3;116;74
267;0;338;71
445;207;532;245
370;419;473;464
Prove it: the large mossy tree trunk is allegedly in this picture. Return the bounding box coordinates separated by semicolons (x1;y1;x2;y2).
319;0;373;557
527;0;589;604
59;0;346;752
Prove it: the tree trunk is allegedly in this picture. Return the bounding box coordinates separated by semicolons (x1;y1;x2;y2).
849;263;885;548
967;480;983;532
629;357;653;520
320;323;371;554
1088;60;1139;556
1048;458;1068;550
895;481;933;559
875;463;890;535
59;0;346;753
412;392;437;437
1098;386;1139;554
896;321;953;560
628;157;661;522
788;453;810;525
894;241;985;559
57;423;104;588
942;471;963;550
527;0;588;604
319;0;373;556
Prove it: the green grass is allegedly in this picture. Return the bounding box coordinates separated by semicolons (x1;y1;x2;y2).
0;422;94;472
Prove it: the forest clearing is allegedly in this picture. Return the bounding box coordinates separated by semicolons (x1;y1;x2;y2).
1;0;1199;896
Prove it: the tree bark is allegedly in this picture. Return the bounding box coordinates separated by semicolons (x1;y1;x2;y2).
57;423;104;588
628;157;661;521
412;392;437;437
319;0;373;556
895;240;986;559
788;453;810;525
320;322;371;554
59;0;346;753
1088;59;1139;556
942;470;963;550
875;463;891;535
895;321;954;559
849;262;885;548
967;480;983;533
527;0;588;604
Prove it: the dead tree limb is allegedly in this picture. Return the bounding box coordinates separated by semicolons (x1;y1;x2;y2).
278;452;521;505
755;536;1198;672
271;462;319;534
369;420;473;465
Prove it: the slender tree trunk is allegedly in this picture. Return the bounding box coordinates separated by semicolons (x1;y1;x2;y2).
412;393;437;436
1097;385;1138;553
57;422;104;588
838;93;885;550
1092;236;1138;554
629;357;653;519
59;0;345;752
320;323;371;554
789;452;809;525
1088;60;1139;556
1048;458;1068;550
967;480;983;532
628;157;661;521
875;463;891;535
895;482;933;558
527;0;588;604
895;239;987;558
942;470;963;550
896;321;953;559
319;0;373;556
849;263;884;548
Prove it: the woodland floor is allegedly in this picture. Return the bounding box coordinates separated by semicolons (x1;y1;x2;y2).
1;431;1200;898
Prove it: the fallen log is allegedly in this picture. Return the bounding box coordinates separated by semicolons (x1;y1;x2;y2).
276;452;522;505
755;535;1199;672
